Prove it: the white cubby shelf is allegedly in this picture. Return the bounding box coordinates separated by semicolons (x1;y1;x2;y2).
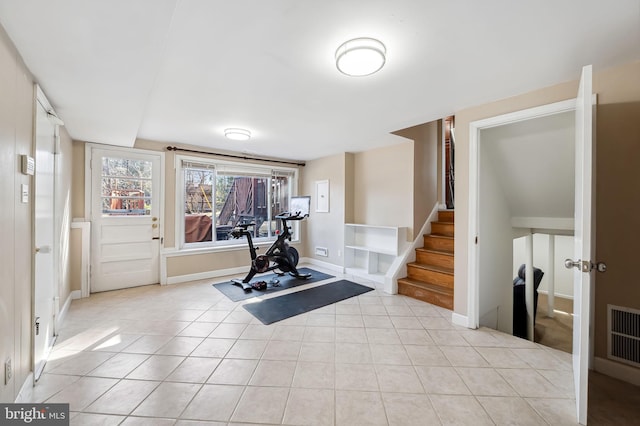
344;223;407;284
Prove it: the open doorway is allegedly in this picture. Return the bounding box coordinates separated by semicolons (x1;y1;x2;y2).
475;109;575;354
512;233;574;352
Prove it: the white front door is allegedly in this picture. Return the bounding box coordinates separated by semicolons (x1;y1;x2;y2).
570;64;594;425
34;95;57;379
90;148;162;292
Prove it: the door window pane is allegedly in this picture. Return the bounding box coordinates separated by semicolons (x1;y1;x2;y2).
101;157;152;216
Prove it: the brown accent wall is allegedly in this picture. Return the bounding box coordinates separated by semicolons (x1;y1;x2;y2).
592;62;640;361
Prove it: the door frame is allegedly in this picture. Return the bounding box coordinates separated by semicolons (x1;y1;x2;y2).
467;94;598;423
467;97;578;329
32;85;60;380
84;143;165;294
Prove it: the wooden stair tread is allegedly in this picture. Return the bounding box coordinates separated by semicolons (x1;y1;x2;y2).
408;262;453;275
401;210;455;310
416;247;454;256
431;221;454;226
398;278;454;296
424;234;453;240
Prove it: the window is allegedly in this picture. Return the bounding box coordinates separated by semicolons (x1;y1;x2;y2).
178;157;297;248
101;156;153;216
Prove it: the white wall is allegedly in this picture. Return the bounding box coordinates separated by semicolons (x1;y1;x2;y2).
513;233;574;298
478;142;514;333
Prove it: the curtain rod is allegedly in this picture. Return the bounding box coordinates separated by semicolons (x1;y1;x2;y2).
166;146;305;167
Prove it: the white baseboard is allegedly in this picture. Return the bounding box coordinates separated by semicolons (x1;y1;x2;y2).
14;372;34;403
300;257;344;274
594;356;640;387
452;312;473;328
166;266;248;285
55;290;80;331
166;259;343;285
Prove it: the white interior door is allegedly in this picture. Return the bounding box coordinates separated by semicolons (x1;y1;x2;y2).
571;64;594;425
90;148;161;292
34;96;56;379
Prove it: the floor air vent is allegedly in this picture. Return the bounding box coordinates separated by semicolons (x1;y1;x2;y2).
608;304;640;367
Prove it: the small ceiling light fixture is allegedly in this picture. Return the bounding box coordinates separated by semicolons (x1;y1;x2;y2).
335;37;386;76
224;128;251;141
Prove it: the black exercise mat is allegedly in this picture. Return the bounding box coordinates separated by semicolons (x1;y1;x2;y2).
213;268;334;302
243;279;374;325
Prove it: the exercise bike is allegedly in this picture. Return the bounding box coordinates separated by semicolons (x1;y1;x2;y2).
230;210;311;291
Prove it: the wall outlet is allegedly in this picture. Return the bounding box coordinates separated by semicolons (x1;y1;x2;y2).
5;358;12;384
315;247;328;257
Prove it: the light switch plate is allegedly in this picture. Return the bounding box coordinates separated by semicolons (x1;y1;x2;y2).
21;184;29;203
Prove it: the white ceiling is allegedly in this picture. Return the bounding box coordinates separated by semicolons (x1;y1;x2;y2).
1;0;639;161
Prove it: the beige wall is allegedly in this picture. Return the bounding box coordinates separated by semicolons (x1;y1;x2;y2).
69;139;304;281
302;153;350;266
353;142;414;238
0;25;74;401
454;60;640;365
394;120;441;238
0;23;33;402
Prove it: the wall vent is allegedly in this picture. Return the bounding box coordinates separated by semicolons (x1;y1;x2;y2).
315;247;328;257
608;304;640;367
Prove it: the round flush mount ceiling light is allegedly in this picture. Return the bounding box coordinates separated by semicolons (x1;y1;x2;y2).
335;37;386;76
224;128;251;141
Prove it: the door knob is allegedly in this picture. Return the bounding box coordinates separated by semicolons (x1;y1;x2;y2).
564;259;581;270
152;224;158;228
565;259;607;273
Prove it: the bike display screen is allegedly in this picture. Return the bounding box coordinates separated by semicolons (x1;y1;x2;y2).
290;196;310;217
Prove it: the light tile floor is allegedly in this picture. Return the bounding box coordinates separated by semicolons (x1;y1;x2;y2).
22;265;578;425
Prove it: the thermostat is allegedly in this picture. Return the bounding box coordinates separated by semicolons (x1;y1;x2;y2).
21;155;34;175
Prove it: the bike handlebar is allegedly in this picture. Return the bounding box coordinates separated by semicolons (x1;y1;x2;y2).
275;211;308;221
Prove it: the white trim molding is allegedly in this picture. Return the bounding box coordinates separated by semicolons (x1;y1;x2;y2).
71;220;91;297
389;202;440;294
165;266;248;285
15;372;35;403
452;312;471;328
300;257;344;274
467;98;577;331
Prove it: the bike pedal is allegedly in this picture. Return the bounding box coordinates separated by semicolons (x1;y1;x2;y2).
251;281;267;291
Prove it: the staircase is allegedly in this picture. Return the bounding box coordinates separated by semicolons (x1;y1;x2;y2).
398;210;454;310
